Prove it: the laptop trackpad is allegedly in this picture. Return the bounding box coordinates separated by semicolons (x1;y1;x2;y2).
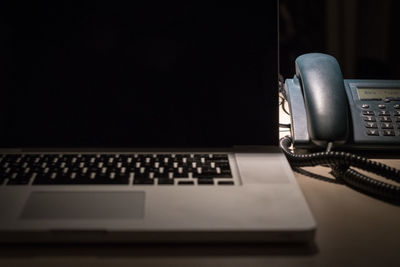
20;192;145;219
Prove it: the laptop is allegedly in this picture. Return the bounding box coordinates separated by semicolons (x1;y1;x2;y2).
0;1;316;243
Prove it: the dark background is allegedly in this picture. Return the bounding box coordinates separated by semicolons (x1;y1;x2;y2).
279;0;400;80
1;2;278;148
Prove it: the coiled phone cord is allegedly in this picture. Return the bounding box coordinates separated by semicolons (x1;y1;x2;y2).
279;135;400;205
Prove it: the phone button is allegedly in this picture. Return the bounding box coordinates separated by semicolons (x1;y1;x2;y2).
361;104;370;109
383;130;395;136
394;111;400;116
379;116;392;122
381;123;394;129
364;122;378;128
362;110;375;115
394;104;400;109
366;129;379;136
378;104;386;109
363;116;376;122
378;111;390;116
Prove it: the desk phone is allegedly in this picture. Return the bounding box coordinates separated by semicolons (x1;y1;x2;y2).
285;53;400;150
280;53;400;205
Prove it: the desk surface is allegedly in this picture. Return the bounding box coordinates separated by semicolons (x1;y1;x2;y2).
1;108;400;267
0;163;400;266
1;162;399;267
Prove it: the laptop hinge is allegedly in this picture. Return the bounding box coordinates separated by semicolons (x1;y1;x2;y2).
0;149;23;153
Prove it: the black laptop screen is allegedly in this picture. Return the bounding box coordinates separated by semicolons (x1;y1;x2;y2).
1;1;278;148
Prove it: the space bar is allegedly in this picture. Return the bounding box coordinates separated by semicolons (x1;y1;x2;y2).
32;174;130;185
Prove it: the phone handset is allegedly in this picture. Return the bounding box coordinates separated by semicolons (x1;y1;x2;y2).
295;53;349;148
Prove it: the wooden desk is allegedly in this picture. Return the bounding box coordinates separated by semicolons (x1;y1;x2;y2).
1;162;399;267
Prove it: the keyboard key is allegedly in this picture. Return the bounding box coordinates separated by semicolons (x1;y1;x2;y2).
7;179;30;185
198;179;214;185
6;172;31;185
133;178;154;185
218;173;233;178
213;154;229;161
178;180;194;185
218;181;235;185
158;178;174;185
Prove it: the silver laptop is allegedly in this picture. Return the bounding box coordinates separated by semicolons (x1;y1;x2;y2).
0;1;315;243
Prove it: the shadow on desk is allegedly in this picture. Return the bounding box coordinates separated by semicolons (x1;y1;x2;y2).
0;242;317;258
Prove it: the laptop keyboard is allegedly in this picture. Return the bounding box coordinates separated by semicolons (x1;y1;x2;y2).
0;154;233;186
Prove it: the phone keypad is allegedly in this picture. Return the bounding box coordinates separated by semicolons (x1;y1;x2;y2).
362;104;400;136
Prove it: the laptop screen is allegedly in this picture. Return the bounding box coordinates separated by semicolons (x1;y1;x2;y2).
1;2;278;148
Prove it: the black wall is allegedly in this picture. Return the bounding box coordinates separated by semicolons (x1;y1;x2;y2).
279;0;400;80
